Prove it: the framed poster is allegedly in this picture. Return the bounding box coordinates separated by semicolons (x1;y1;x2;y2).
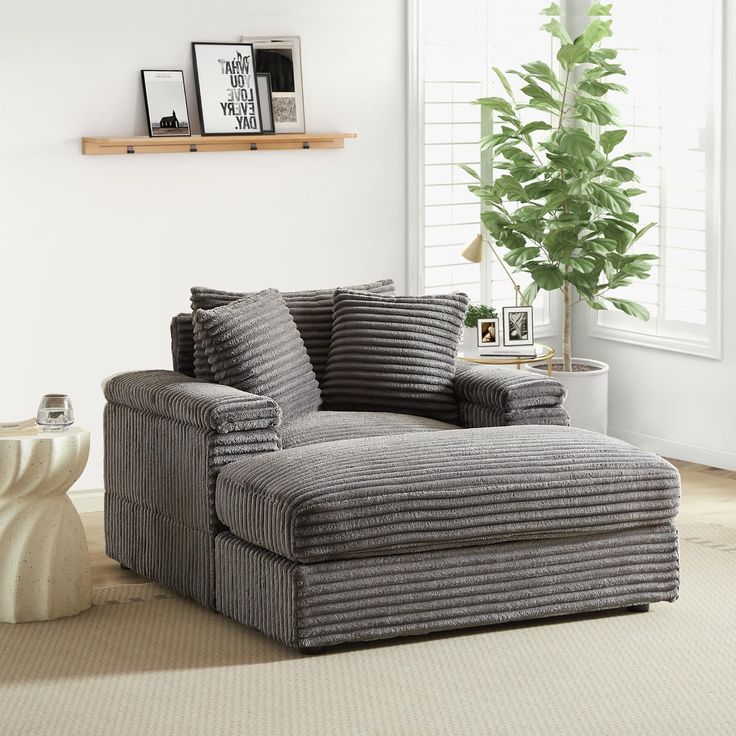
191;42;263;135
240;36;305;133
256;73;275;133
141;70;191;137
502;306;535;347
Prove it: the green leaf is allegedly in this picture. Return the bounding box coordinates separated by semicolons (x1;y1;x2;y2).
574;97;617;125
481;211;509;238
457;163;480;181
530;264;565;290
611;151;652;162
557;43;589;69
540;2;561;15
608;298;650;320
504;247;540;266
521;61;561;90
559;256;598;273
519;121;552;136
475;97;516;117
600;129;627;154
624;187;646;197
587;2;613;16
590;183;630;214
520;281;539;307
585;298;609;310
495;175;530;202
607;165;636;182
629;222;657;246
541;18;572;45
556;128;596;158
520;82;557;106
492;66;514;99
580;18;613;48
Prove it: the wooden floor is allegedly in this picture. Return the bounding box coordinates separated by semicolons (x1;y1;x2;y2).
82;459;736;589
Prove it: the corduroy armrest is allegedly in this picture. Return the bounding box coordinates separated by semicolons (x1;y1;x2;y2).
103;370;281;433
454;362;569;427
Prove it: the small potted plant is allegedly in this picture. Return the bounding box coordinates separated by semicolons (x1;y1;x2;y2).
462;2;657;433
462;305;498;353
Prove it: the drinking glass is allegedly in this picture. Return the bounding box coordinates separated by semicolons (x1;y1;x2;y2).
36;394;74;430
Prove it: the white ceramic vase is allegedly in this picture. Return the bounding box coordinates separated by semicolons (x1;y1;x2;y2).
528;358;609;435
461;326;478;355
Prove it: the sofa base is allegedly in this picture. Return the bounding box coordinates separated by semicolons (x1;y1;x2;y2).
105;494;215;608
214;523;679;649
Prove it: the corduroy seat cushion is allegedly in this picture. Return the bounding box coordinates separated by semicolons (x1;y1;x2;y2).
281;410;458;449
215;425;681;563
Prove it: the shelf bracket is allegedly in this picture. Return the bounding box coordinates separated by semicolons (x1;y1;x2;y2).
302;141;310;150
126;146;135;154
250;143;258;151
190;144;198;152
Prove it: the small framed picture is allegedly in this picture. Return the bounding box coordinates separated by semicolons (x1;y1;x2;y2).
240;36;305;133
191;42;263;135
502;306;534;347
256;73;275;133
141;70;191;137
477;318;500;348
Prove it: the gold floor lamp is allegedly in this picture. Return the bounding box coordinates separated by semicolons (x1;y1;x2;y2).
461;234;523;306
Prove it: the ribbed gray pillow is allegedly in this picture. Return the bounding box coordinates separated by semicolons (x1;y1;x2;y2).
321;290;469;422
192;289;321;421
189;279;395;383
171;313;195;377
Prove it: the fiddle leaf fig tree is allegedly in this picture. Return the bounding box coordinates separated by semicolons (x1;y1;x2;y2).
464;1;656;372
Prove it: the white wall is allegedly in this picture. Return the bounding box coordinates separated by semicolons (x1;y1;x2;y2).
0;0;407;494
571;3;736;471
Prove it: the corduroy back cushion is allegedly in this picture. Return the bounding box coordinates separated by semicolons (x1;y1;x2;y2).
193;289;321;421
185;279;395;383
321;290;469;422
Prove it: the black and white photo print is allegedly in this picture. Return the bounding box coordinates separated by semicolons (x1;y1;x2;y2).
192;42;263;135
502;306;535;347
240;36;305;133
141;70;191;137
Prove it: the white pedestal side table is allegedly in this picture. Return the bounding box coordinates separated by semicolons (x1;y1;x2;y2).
0;426;91;622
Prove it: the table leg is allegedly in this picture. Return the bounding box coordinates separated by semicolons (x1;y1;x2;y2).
547;357;553;376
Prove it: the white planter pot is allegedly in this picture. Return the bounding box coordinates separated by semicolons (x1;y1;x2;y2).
528;358;609;435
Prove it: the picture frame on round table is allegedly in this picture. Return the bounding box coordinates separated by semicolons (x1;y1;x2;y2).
502;306;534;347
477;317;500;348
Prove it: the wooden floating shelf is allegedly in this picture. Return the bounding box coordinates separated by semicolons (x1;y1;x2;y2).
82;132;357;155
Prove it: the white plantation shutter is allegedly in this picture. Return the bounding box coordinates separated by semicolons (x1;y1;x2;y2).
420;0;484;303
586;0;722;357
417;0;554;330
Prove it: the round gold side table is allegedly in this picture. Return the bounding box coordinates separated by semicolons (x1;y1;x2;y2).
457;344;555;377
0;426;91;622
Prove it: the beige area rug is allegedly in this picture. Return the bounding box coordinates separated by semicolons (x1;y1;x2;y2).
1;523;735;736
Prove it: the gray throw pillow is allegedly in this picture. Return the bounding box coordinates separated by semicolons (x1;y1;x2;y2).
321;290;469;423
192;289;321;421
188;279;395;383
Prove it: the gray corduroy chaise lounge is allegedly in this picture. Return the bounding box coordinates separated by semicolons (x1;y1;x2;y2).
103;280;680;651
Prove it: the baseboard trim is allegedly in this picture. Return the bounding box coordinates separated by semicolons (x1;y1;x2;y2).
69;488;104;513
609;428;736;472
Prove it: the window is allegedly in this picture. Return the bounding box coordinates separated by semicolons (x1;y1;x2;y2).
586;0;723;357
410;0;555;333
408;0;722;355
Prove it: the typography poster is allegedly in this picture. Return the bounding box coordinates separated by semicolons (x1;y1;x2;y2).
192;43;263;135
